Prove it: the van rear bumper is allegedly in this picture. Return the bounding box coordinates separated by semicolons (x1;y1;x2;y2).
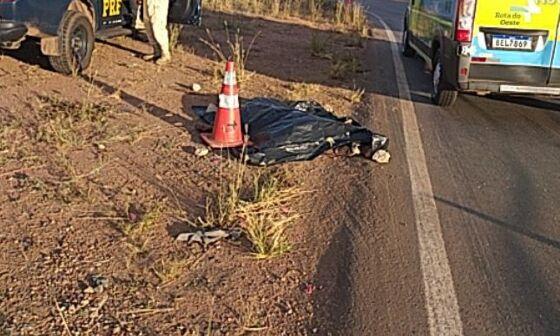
468;64;549;86
0;20;27;43
461;81;560;95
459;64;560;95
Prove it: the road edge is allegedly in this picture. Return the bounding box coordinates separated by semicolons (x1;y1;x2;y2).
367;10;464;336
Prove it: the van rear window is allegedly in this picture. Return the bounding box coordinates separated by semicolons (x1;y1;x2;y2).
420;0;454;19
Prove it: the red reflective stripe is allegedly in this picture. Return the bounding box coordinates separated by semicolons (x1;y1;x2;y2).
471;57;486;62
221;84;239;95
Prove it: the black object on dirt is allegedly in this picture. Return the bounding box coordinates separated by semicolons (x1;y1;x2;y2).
193;98;388;166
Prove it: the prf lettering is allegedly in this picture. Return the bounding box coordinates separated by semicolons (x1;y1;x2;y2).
103;0;122;17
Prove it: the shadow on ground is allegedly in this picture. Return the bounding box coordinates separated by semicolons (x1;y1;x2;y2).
1;38;52;70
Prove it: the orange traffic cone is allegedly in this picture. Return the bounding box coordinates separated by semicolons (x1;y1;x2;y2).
201;61;245;148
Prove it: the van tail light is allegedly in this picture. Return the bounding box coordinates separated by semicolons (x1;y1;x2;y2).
455;0;477;42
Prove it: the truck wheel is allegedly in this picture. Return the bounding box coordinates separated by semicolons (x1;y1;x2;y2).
402;26;415;57
49;11;94;75
431;51;458;107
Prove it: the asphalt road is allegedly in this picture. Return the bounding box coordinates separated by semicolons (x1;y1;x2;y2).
341;0;560;335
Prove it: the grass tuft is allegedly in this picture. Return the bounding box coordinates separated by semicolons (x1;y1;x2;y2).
288;82;317;101
330;52;360;80
35;96;111;149
121;205;162;242
350;85;365;104
239;173;300;259
310;33;332;59
152;257;189;283
200;21;261;85
196;158;300;259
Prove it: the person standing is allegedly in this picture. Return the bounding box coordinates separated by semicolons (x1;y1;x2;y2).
138;0;171;65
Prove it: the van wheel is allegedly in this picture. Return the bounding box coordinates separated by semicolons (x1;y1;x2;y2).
402;27;415;57
431;52;458;107
49;11;94;75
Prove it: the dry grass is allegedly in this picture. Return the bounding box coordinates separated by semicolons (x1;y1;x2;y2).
0;113;24;167
193;153;248;228
200;21;261;84
205;0;369;33
350;85;365;104
239;172;300;259
35;96;111;150
288;82;318;101
334;0;368;35
235;297;268;333
310;33;332;59
196;157;300;259
152;256;190;283
120;205;163;269
121;205;162;240
330;52;360;80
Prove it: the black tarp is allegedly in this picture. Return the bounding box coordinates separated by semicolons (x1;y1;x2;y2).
194;98;388;166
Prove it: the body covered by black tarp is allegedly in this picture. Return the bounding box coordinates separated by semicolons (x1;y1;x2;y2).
194;98;388;166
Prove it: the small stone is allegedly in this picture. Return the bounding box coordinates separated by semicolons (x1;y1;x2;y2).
195;147;210;157
95;143;106;150
192;83;202;92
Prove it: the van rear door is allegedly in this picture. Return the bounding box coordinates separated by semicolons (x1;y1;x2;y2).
547;18;560;86
469;0;560;86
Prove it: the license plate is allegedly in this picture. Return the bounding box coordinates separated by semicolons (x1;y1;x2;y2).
492;35;532;50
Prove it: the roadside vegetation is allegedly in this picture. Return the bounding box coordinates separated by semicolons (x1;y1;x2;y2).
205;0;368;35
201;21;261;85
194;157;302;259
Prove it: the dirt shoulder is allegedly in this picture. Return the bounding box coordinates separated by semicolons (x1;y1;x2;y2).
1;9;378;335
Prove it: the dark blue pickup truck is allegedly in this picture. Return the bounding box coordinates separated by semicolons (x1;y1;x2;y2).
0;0;201;74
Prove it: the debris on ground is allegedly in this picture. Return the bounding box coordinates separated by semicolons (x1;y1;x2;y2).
194;98;389;166
176;228;239;247
194;147;210;157
192;83;202;92
372;149;391;164
301;282;317;296
83;275;109;294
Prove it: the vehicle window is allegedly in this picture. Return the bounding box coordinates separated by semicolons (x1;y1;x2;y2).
420;0;454;19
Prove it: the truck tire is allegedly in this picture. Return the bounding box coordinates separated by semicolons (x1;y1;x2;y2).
431;51;458;107
402;25;415;57
49;11;94;75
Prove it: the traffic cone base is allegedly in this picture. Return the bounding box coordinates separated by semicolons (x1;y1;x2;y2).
200;132;245;149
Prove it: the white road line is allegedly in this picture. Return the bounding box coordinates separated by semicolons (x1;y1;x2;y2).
368;11;464;336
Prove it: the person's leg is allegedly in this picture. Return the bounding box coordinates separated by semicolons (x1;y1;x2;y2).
135;11;146;30
151;0;171;64
142;0;160;60
133;0;145;31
